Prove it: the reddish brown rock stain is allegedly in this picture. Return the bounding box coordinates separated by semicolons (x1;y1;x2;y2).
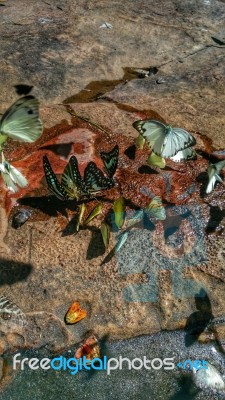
1;109;223;230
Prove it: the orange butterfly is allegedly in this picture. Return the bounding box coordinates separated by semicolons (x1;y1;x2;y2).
65;302;87;324
75;335;100;363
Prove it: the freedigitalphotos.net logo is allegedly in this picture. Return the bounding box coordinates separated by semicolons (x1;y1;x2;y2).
13;354;208;375
13;353;175;375
114;174;207;303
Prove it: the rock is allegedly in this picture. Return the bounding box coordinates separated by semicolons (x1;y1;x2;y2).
0;102;224;353
193;363;225;391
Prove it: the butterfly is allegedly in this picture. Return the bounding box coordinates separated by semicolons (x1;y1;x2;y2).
84;161;114;193
65;302;87;324
61;156;89;198
0;152;28;192
101;221;110;249
43;155;69;201
0;96;43;146
145;196;166;220
84;203;103;225
133;120;196;158
113;197;126;229
43;155;90;201
100;144;119;178
170;147;197;162
0;295;27;328
206;160;225;194
75;335;100;364
115;230;129;253
147;152;166;168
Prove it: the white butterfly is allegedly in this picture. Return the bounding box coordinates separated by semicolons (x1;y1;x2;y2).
0;295;27;328
193;363;225;390
0;152;28;192
170;147;197;162
206;160;225;194
0;96;43;146
133;120;196;158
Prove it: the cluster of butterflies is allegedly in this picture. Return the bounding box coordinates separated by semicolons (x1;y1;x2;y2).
101;195;166;253
43;144;119;201
0;95;224;197
133;119;225;193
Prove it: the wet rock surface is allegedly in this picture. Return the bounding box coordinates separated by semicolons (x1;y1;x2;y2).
1;0;225;144
0;0;225;383
0;103;224;356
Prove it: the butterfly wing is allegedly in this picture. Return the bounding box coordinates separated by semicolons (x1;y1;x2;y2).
115;230;129;253
170;147;197;162
215;159;225;173
133;120;196;158
101;222;110;248
147;152;166;168
0;160;28;192
133;120;166;155
0;295;27;328
0;96;43;142
145;196;166;220
206;161;225;193
43;155;69;201
61;156;89;200
84;162;114;192
162;127;196;158
0;167;18;192
8;164;28;187
100;145;119;178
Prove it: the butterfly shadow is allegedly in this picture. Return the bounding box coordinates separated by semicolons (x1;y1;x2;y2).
206;205;225;234
18;195;80;219
14;84;33;96
124;145;136;160
138;165;159;175
86;227;106;260
168;375;200;400
39;143;74;159
184;288;213;347
0;258;32;286
196;150;219;164
196;171;209;198
163;209;191;240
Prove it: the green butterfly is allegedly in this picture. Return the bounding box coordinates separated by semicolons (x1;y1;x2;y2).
61;156;89;199
84;162;115;193
147;152;166;168
43;155;90;201
0;96;43;149
101;221;110;249
145;196;166;220
43;155;69;201
100;144;119;178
